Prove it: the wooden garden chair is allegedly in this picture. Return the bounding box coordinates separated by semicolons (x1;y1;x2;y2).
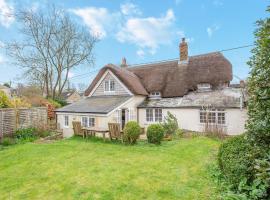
72;121;86;138
108;123;122;142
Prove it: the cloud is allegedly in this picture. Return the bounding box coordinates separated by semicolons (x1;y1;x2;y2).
207;25;219;37
0;54;5;64
0;0;15;28
136;49;145;58
116;9;176;54
70;7;119;38
120;2;141;16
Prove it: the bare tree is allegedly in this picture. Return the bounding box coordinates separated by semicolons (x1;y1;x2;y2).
6;5;97;99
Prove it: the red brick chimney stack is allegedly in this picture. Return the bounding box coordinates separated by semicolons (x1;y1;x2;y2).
179;38;188;61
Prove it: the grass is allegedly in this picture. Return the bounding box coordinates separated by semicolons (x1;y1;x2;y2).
0;137;220;200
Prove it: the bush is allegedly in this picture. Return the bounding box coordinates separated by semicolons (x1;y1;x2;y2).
47;98;62;108
147;124;165;144
123;121;141;144
0;91;10;108
0;137;16;146
162;111;178;135
218;134;258;189
54;98;68;107
15;127;38;142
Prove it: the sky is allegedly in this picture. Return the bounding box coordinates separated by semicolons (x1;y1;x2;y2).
0;0;269;89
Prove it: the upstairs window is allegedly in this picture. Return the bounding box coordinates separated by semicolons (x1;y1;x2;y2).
149;91;161;98
197;83;211;91
104;80;115;92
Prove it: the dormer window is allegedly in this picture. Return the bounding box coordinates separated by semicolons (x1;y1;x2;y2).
104;80;115;92
197;83;211;91
150;91;161;99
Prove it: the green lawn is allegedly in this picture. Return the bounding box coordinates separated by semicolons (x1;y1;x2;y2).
0;137;220;200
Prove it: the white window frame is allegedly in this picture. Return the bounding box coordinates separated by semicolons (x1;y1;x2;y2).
197;83;211;90
81;116;95;128
146;108;163;122
149;91;161;99
64;115;69;127
199;108;226;125
104;79;115;92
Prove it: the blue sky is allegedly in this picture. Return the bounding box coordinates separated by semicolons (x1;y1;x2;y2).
0;0;269;88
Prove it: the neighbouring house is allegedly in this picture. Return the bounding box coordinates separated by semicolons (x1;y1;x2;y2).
56;38;248;137
0;85;11;98
60;90;82;104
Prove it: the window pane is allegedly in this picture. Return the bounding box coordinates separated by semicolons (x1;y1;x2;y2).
218;112;225;124
146;109;153;122
200;111;207;123
82;117;88;127
208;112;216;123
64;116;69;127
110;80;115;91
89;117;95;127
105;81;109;91
155;109;162;122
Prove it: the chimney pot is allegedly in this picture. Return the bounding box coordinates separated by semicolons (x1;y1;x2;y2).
179;37;188;62
121;57;127;68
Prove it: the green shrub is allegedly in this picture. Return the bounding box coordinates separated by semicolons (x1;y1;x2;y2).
54;98;68;107
0;91;10;108
123;121;141;145
47;98;62;108
15;127;38;142
218;134;258;189
0;137;16;146
162;111;178;135
175;129;184;138
147;124;165;144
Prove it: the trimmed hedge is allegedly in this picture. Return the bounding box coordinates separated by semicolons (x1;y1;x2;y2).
123;121;141;144
147;124;164;144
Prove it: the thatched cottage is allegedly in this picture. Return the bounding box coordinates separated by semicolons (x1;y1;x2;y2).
56;38;247;137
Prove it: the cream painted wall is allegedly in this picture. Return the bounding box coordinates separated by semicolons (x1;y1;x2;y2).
138;108;247;135
56;95;146;137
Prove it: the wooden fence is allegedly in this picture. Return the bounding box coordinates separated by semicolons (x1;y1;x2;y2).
0;107;48;138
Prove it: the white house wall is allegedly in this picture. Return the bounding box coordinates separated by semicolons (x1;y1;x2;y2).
56;95;146;137
138;108;247;135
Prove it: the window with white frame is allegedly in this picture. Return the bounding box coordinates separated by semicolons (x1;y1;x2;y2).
64;115;69;127
81;116;95;127
104;79;115;92
199;108;226;125
149;91;161;98
146;108;162;122
197;83;211;90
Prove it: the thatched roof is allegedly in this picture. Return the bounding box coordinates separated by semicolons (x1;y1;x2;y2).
85;64;148;96
85;52;232;98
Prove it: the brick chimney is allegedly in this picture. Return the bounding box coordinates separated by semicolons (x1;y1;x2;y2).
179;38;188;61
121;57;127;68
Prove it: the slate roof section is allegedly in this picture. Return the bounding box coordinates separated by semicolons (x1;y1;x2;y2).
56;95;131;114
138;88;245;108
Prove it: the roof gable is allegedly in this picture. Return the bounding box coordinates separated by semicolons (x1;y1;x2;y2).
84;65;148;96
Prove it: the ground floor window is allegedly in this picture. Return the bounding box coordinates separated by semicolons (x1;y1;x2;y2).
199;108;226;125
81;116;95;127
146;108;162;122
64;115;69;127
